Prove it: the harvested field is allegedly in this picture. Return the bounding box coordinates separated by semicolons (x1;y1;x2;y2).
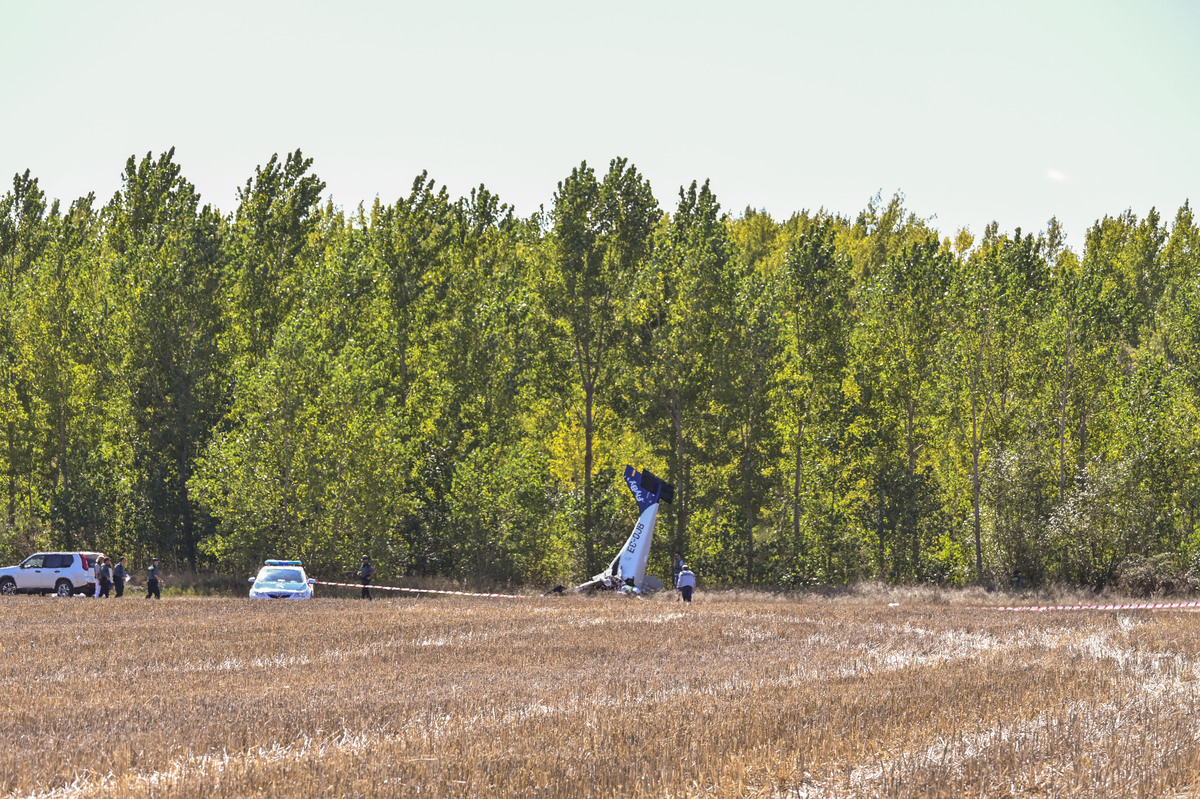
4;591;1200;797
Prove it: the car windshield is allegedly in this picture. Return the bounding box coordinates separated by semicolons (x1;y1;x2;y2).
256;568;304;584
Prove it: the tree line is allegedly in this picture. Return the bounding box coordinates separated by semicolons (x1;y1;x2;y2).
2;148;1197;589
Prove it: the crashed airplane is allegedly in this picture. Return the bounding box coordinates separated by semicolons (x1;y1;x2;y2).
575;465;675;594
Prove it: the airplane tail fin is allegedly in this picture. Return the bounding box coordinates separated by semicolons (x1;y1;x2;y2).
624;465;674;510
600;465;674;589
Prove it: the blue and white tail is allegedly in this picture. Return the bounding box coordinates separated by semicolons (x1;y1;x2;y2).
585;465;674;592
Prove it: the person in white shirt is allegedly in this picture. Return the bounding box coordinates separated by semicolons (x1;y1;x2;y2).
675;564;696;603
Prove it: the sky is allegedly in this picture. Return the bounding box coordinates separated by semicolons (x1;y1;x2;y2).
2;0;1198;249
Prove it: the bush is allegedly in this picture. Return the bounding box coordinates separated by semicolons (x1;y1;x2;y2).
158;570;250;597
1116;553;1200;597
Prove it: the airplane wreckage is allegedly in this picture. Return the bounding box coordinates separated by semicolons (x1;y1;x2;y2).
573;465;675;595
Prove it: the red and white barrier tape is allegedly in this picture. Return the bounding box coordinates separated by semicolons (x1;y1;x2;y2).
315;581;529;599
314;582;1197;609
995;601;1200;612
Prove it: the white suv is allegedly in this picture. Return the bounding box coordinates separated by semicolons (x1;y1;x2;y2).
0;551;104;596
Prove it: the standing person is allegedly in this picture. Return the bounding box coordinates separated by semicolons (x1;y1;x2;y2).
358;556;374;600
676;563;696;603
672;552;684;597
146;558;163;599
112;557;127;598
97;557;113;598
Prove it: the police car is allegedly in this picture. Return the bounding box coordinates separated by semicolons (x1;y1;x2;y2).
248;560;316;599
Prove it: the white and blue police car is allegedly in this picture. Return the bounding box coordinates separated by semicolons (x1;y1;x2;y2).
248;560;316;599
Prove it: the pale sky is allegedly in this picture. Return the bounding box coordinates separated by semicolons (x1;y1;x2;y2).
3;0;1197;248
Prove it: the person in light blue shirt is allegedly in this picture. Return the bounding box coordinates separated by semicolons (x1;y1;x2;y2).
675;564;696;603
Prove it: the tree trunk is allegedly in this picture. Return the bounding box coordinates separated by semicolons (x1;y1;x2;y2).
744;450;756;583
6;421;15;529
971;400;983;581
1057;343;1074;501
671;387;688;556
906;399;919;575
793;394;812;557
1076;400;1090;480
794;437;803;551
877;484;887;579
59;407;70;543
583;383;595;574
741;415;757;582
180;443;197;571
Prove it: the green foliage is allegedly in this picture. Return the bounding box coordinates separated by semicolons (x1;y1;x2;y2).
102;149;229;567
6;153;1200;591
543;159;659;575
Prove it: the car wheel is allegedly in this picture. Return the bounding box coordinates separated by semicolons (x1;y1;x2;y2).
0;578;15;596
54;580;73;597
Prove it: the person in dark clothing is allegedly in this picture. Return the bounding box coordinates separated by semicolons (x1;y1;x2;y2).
358;556;374;600
112;557;127;598
672;552;684;597
98;557;113;598
146;558;163;599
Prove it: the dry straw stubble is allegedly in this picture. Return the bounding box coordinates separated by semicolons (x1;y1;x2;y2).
3;591;1200;797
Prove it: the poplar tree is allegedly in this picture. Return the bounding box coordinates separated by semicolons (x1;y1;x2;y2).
0;171;54;537
104;148;228;567
544;159;658;574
